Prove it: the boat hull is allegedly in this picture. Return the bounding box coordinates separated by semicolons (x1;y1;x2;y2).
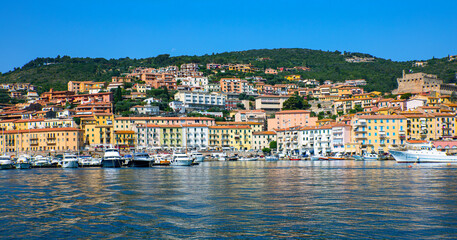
102;159;122;168
129;160;152;167
61;160;78;168
390;150;457;163
170;160;193;166
0;164;14;170
265;156;279;161
15;163;31;169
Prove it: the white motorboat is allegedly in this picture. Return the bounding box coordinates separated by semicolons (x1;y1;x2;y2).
239;156;258;161
390;147;457;163
78;156;101;167
171;153;193;166
61;153;79;168
31;155;52;168
15;155;31;169
363;153;379;161
265;155;279;161
102;148;123;168
191;151;205;162
0;155;14;170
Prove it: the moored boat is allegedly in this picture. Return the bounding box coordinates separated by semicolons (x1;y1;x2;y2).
15;155;31;169
363;153;379;161
31;155;52;168
129;152;153;167
239;156;258;161
102;148;123;168
191;151;205;162
61;153;79;168
0;155;14;170
170;153;193;166
390;147;457;163
265;155;279;161
328;153;345;160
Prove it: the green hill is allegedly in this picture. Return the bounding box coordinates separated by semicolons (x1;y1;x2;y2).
1;48;456;93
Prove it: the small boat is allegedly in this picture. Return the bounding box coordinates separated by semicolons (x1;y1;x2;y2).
390;146;457;163
265;155;279;161
239;156;258;161
153;154;171;165
15;155;31;169
102;148;123;168
191;151;205;162
328;153;345;160
170;153;193;166
227;156;238;161
353;155;364;161
31;155;52;168
289;156;301;161
130;152;153;167
363;153;379;161
78;156;102;167
0;155;14;170
61;153;79;168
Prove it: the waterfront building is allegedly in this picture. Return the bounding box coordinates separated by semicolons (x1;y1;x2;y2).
80;113;113;147
209;125;252;150
0;127;83;153
252;131;276;150
351;115;407;154
267;110;318;131
215;121;263;132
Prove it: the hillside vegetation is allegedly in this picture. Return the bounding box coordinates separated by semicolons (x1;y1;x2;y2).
1;48;456;93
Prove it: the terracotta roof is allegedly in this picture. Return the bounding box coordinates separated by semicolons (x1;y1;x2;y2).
215;121;262;125
359;115;406;119
209;126;251;129
253;131;276;135
115;117;214;121
276;110;310;114
2;127;81;134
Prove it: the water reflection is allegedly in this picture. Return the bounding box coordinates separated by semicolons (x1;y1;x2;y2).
0;161;457;239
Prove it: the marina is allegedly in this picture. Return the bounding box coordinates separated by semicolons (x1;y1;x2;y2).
1;160;456;239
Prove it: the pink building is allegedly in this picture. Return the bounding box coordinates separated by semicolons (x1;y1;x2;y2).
267;110;318;131
331;124;352;153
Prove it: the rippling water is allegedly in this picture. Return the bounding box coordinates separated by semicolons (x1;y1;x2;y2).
1;161;457;239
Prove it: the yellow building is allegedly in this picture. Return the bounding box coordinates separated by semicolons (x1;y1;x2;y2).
0;127;83;154
352;115;407;153
215;121;263;132
209;125;252;150
114;130;135;149
80;113;113;146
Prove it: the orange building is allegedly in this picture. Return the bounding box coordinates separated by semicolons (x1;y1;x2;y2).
220;78;248;93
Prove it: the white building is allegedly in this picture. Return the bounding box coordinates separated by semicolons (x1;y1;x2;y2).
277;126;333;156
205;83;221;93
182;124;209;150
174;91;226;110
169;101;186;113
178;76;209;88
130;105;160;115
252;131;276;150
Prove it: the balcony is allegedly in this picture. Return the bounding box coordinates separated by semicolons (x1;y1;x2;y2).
355;135;367;139
379;131;386;138
355;127;367;132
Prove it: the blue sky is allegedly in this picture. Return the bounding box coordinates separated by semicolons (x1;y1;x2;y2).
0;0;456;73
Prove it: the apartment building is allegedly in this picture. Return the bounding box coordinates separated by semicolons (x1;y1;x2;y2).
0;127;83;153
267;110;318;131
209;125;252;150
351;115;407;154
255;95;290;112
178;76;208;88
220;78;248;93
234;110;266;123
174;91;226;110
252;131;276;150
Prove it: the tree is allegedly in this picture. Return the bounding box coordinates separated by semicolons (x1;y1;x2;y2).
400;93;412;99
317;103;322;108
282;94;311;110
269;141;277;149
236;103;245;109
262;148;271;154
451;92;457;103
73;117;81;125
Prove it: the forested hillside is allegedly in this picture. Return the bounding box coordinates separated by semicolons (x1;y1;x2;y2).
1;48;456;93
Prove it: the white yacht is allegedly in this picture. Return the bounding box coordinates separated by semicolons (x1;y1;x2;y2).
15;155;31;169
0;155;14;170
31;155;52;168
239;156;258;161
363;153;379;161
61;153;79;168
390;147;457;163
102;148;123;168
130;152;153;167
171;153;193;166
191;151;205;162
265;155;279;161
